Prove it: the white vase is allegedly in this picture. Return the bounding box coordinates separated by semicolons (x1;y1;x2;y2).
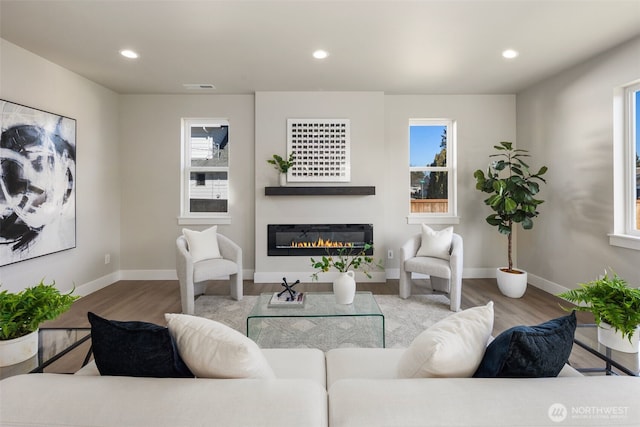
496;267;527;298
279;173;287;186
597;323;640;353
333;271;356;304
0;329;39;367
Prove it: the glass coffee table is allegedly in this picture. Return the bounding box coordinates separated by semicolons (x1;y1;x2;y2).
0;327;92;380
247;291;385;350
573;324;639;376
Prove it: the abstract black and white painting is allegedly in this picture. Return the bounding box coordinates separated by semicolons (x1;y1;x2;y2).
0;100;76;266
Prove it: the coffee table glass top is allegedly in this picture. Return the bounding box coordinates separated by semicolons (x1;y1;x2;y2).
248;291;383;318
573;324;639;376
247;291;385;349
0;327;91;380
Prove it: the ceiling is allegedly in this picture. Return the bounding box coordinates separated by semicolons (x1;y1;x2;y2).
1;0;639;95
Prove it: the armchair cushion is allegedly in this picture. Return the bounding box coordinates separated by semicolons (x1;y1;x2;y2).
88;312;193;378
473;311;577;378
165;313;275;379
193;258;239;282
416;225;453;260
397;302;494;378
183;226;222;263
404;257;451;278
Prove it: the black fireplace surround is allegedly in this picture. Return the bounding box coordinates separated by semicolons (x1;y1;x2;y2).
268;224;373;256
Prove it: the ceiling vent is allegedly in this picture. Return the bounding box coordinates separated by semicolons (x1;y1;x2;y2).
183;83;216;90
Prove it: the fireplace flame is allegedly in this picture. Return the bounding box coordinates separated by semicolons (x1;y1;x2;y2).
290;237;354;249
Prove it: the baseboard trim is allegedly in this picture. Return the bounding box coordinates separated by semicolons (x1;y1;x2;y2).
527;273;571;295
119;270;178;280
75;272;121;296
75;269;571;297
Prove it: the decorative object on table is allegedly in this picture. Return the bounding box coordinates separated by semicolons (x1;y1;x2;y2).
473;141;547;298
267;152;295;186
268;277;305;307
268;291;305;308
0;280;79;366
0;100;77;267
558;271;640;353
310;243;383;304
287;118;351;182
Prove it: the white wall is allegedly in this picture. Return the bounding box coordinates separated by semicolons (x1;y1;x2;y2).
118;95;255;276
0;40;120;294
517;36;640;292
254;92;387;282
384;95;516;277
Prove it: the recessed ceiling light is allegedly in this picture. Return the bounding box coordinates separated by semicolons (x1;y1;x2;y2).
313;50;329;59
119;49;139;59
502;49;519;59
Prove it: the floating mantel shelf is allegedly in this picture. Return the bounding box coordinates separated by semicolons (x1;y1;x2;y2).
264;186;376;196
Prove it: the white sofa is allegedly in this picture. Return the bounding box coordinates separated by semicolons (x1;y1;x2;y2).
2;348;639;427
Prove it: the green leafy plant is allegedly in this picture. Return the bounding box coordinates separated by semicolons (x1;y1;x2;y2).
310;244;383;281
0;280;79;340
473;141;548;272
558;271;640;342
267;153;295;173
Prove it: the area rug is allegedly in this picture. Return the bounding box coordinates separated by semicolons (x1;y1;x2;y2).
194;293;452;350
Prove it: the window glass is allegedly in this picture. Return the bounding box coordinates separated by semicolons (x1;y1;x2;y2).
409;121;452;215
182;119;229;217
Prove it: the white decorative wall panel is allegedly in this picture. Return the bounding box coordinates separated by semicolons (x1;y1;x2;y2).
287;118;350;182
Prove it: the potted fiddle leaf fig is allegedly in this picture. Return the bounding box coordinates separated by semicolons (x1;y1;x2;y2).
559;271;640;353
0;280;79;366
473;141;547;298
267;152;295;186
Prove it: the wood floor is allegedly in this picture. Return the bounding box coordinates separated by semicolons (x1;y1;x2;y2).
43;278;604;374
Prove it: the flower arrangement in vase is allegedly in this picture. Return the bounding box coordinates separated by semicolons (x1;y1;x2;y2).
310;244;383;304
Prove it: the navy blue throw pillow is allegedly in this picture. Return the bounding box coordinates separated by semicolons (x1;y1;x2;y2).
88;312;193;378
473;311;576;378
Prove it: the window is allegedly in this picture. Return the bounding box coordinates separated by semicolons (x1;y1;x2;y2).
611;80;640;249
180;118;230;223
408;119;457;224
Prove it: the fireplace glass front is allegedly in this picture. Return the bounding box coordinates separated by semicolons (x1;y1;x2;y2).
268;224;373;256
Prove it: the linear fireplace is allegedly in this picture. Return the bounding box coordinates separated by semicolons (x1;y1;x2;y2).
268;224;373;256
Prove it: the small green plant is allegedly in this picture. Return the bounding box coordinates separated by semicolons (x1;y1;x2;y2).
0;280;79;340
558;271;640;342
473;141;547;272
267;153;295;173
310;244;383;281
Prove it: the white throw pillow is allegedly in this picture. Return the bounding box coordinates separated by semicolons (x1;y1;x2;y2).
416;224;453;260
183;226;222;263
165;313;276;379
396;301;494;378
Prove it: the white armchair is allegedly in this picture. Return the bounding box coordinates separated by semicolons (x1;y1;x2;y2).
399;233;463;312
176;233;243;315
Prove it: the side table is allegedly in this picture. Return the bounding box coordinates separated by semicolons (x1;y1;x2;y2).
573;324;639;376
0;327;92;379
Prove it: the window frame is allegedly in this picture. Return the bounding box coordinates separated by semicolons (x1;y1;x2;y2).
178;118;231;225
407;118;459;225
611;80;640;249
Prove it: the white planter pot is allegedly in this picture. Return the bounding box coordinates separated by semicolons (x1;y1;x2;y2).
496;268;527;299
279;173;287;186
333;271;356;304
597;323;640;354
0;329;39;367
